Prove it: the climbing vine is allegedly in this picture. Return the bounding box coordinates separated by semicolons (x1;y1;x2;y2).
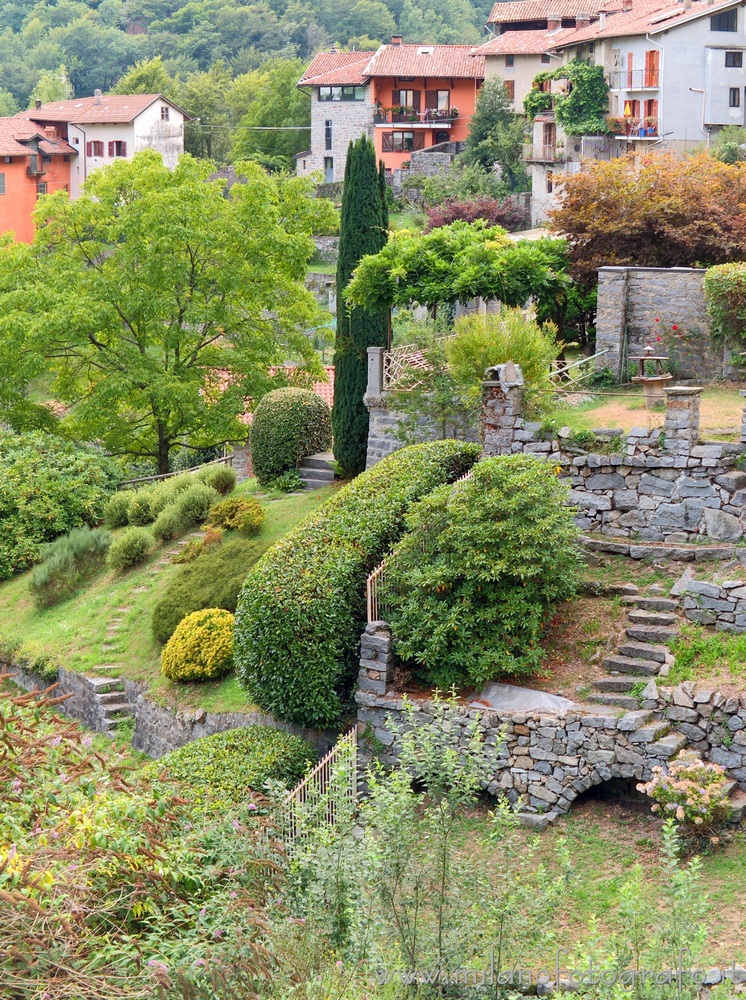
523;59;610;135
704;262;746;342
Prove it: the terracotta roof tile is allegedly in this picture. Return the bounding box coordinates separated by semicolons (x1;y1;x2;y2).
553;0;739;43
363;44;485;79
0;117;77;156
477;27;574;53
299;51;375;87
487;0;618;25
16;94;187;125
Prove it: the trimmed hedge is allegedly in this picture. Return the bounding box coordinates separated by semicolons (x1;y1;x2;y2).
250;387;332;485
234;440;480;728
144;725;315;813
197;464;237;495
161;608;234;682
151;537;270;644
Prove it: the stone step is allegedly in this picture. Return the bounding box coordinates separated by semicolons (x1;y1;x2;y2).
629;596;679;613
587;693;641;710
628;720;671;744
97;690;129;706
728;789;746;824
617;640;669;664
301;452;336;471
100;701;131;720
628;608;678;627
86;675;124;692
300;475;335;491
603;654;660;677
593;677;641;693
625;625;678;644
90;664;123;672
651;732;688;757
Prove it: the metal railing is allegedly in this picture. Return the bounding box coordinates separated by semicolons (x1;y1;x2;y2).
365;468;475;623
608;69;660;90
607;117;659;137
522;143;567;163
117;454;233;490
374;108;458;125
283;728;358;854
382;338;456;391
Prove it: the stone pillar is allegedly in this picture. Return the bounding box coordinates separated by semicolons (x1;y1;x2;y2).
594;267;629;381
663;386;702;454
481;361;525;456
740;390;746;444
357;622;393;696
366;346;385;396
230;440;253;482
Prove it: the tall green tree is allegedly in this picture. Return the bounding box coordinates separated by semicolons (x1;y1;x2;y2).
0;151;336;473
231;58;310;171
332;136;388;476
465;76;527;189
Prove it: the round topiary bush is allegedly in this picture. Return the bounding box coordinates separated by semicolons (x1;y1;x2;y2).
199;465;237;496
174;483;219;528
209;496;265;536
152;506;185;543
127;489;156;526
250;387;332;486
144;725;316;813
107;527;151;572
102;492;131;529
161;607;234;682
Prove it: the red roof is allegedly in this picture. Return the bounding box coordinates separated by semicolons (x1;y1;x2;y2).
16;93;187;125
0;117;77;156
487;0;618;25
477;28;572;54
299;51;375;87
363;44;485;80
553;0;739;43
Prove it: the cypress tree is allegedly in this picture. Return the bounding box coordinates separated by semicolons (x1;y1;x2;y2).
332;137;388;476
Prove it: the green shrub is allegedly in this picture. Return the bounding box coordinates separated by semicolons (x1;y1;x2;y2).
107;527;151;572
382;455;582;689
199;464;237;495
209;497;265;536
0;432;119;580
152;506;185;543
145;725;315;812
174;483;219;527
102;492;131;528
268;470;305;493
152;536;270;644
0;629;21;665
234;440;480;728
704;261;746;343
161;608;234;682
250;387;332;486
147;474;193;519
127;489;156;526
12;642;60;682
29;527;112;607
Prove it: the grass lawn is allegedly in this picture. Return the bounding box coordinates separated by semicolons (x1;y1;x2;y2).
548;384;746;436
307;256;337;275
0;478;338;714
389;208;426;232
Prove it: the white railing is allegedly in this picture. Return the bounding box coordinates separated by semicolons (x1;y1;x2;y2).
382;336;454;391
550;350;610;390
283;728;358;854
365;467;475;623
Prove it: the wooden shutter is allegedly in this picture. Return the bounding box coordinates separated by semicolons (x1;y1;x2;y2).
382;133;394;152
121;141;127;157
626;52;633;89
86;141;92;156
645;49;659;87
505;80;515;100
412;131;425;150
425;89;438;109
411;90;421;111
108;141;114;157
391;89;401;107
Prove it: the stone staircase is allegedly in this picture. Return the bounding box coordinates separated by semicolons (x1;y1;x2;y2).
588;595;680;710
298;452;336;490
87;673;133;735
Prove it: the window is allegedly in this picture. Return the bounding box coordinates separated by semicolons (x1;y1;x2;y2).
547;170;553;193
424;89;450;115
540;53;551;63
108;140;127;157
396;89;418;108
324;156;333;182
63;154;70;162
0;172;5;195
36;181;47;197
325;119;332;150
505;54;514;67
381;131;425;152
712;9;737;30
505;80;515;100
318;85;365;101
161;105;170;120
86;140;104;157
644;49;659;87
730;87;741;107
726;50;743;67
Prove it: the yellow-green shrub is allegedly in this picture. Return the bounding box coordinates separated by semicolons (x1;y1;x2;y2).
209;496;265;536
161;608;234;682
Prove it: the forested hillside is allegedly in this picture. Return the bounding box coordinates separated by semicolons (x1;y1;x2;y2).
0;0;492;166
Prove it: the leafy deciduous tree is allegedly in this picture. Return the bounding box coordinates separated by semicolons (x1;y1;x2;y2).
465;75;527;189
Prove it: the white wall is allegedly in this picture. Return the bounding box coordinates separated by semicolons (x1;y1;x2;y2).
484;53;556;112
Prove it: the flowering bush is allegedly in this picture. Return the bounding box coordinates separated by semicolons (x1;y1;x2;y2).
638;751;732;848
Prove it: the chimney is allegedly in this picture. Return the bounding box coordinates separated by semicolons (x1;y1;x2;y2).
94;88;102;104
576;11;591;26
43;125;58;138
391;33;403;44
621;0;632;11
599;11;606;27
547;11;562;29
684;0;691;8
34;98;42;109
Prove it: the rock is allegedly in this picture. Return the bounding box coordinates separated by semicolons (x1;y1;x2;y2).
672;686;695;708
709;746;745;769
617;709;654;731
686;580;722;599
517;810;560;832
641;679;659;700
670;567;695;597
586;472;626;490
639;474;676;497
704;507;743;542
716;471;746;493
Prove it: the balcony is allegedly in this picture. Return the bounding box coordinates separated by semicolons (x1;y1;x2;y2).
523;143;567;163
608;69;660;91
26;157;45;177
373;107;459;127
606;116;660;139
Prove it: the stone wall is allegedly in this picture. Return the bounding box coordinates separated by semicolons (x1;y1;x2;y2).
296;89;374;184
356;624;746;823
682;577;746;632
481;365;746;544
7;663;118;733
313;235;339;261
594;266;736;382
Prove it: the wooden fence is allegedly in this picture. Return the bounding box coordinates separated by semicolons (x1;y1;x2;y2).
117;455;233;490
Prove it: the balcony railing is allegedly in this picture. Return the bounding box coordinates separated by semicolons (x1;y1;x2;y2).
606;117;659;138
523;143;567;163
373;107;459;126
608;69;660;90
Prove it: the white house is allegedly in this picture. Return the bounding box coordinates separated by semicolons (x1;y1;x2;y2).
16;93;188;199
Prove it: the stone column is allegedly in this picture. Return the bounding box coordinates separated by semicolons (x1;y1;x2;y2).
357;622;393;696
740;390;746;444
481;361;525;456
230;440;253;481
366;346;385;396
663;386;702;454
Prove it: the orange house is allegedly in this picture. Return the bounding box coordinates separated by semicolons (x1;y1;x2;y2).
0;119;75;243
366;40;485;170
